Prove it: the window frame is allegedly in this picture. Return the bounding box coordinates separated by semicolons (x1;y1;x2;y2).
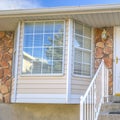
72;21;93;78
20;20;66;76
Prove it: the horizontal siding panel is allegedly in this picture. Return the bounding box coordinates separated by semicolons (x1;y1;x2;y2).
17;79;66;84
72;84;88;90
17;94;66;99
17;88;66;94
72;80;90;85
72;90;85;94
18;77;66;80
17;84;66;89
72;76;91;81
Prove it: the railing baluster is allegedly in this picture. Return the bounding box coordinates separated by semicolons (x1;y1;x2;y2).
80;60;109;120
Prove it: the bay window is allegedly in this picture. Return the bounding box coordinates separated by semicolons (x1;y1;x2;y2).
73;22;92;76
22;21;64;75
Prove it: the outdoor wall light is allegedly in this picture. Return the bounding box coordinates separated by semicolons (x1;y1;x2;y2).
101;29;107;40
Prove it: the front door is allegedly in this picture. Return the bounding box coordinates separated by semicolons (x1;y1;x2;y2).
114;27;120;95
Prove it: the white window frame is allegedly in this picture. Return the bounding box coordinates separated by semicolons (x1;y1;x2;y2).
21;20;66;76
72;21;93;78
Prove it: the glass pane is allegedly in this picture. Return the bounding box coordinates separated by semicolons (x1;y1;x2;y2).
32;61;42;74
35;22;43;33
83;52;91;64
34;34;43;47
24;23;34;33
74;48;82;62
74;62;81;75
44;34;53;46
74;35;83;47
24;35;33;47
53;48;63;60
75;22;83;35
53;61;62;73
54;34;63;46
84;38;91;49
42;61;52;74
45;22;54;33
43;48;53;60
33;48;42;59
84;26;91;38
55;21;64;33
81;64;90;76
23;48;32;56
22;56;32;74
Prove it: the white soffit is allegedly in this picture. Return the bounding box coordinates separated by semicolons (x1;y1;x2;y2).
1;4;120;31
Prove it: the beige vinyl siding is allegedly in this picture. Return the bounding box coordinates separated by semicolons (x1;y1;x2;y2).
12;20;69;103
71;76;91;94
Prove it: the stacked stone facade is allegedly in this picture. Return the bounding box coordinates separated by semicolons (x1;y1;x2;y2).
0;32;14;103
94;28;113;95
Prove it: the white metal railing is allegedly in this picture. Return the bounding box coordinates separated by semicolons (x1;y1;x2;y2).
80;60;109;120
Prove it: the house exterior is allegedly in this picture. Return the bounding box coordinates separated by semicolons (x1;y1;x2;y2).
0;4;119;120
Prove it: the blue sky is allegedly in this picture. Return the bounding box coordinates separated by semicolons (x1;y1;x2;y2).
0;0;120;10
41;0;120;7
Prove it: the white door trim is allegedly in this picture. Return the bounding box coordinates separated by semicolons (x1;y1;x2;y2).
113;26;116;95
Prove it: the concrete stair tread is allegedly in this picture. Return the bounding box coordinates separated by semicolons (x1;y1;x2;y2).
98;96;120;120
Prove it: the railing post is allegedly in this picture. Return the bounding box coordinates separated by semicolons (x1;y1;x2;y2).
80;96;83;120
102;61;105;103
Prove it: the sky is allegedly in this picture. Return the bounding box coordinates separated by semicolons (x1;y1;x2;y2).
0;0;120;10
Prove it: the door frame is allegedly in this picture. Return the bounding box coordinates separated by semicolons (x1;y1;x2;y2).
113;26;120;95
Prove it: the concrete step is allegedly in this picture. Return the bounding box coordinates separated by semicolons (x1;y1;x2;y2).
98;113;120;120
101;102;120;112
109;96;120;102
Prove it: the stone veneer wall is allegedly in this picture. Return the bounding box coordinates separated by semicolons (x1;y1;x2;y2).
94;28;113;95
0;32;14;103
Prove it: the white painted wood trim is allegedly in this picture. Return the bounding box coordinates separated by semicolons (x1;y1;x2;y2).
15;94;66;103
11;22;21;103
66;19;73;103
113;26;116;95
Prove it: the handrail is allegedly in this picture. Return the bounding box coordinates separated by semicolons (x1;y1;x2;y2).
80;60;108;120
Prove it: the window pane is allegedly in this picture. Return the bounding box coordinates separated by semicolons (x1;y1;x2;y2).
54;34;63;46
43;48;53;60
44;34;53;46
35;22;43;33
53;61;62;73
83;52;91;64
33;48;42;59
45;22;54;33
22;56;32;74
82;64;90;76
84;38;91;49
75;22;83;35
24;23;34;33
23;48;32;56
55;21;64;33
32;61;42;74
34;34;43;47
74;48;82;62
74;35;83;47
23;21;64;75
74;62;81;74
84;26;91;38
24;35;33;47
53;48;63;60
42;61;52;74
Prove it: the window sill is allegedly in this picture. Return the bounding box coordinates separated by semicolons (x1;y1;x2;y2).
20;73;65;77
72;73;92;79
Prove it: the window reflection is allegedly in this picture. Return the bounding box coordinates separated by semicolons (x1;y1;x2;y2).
22;21;64;75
